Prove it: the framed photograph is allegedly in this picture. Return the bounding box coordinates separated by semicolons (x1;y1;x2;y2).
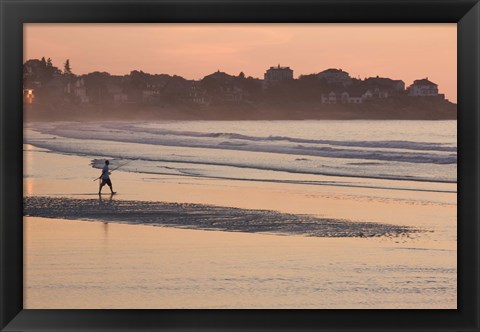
1;0;479;331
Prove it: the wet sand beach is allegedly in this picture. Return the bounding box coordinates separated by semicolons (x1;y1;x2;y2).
24;216;455;309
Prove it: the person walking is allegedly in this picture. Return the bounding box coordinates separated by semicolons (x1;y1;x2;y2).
98;160;115;195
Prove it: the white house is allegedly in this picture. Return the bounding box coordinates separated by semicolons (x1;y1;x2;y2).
408;78;439;96
220;86;246;102
348;88;372;104
322;91;348;104
321;88;372;104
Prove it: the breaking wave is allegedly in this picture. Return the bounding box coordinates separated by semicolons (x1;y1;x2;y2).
24;121;457;184
31;122;456;164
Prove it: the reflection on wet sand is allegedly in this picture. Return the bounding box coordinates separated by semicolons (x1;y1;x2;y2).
24;217;456;309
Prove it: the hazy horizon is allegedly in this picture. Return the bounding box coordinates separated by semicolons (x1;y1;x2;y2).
24;23;457;102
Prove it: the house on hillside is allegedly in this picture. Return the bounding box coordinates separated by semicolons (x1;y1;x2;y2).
364;76;405;97
142;83;164;102
201;70;235;93
142;89;160;102
321;87;372;104
66;78;89;103
219;86;247;102
189;82;209;107
203;70;235;82
407;78;439;97
263;65;293;88
113;93;129;104
161;77;191;98
106;84;128;104
201;71;249;103
317;68;352;87
321;90;349;104
347;87;373;104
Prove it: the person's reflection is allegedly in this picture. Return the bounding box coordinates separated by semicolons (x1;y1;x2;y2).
98;192;114;208
98;193;114;240
103;219;109;237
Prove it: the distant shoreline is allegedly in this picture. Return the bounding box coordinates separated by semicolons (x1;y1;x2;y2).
25;98;457;121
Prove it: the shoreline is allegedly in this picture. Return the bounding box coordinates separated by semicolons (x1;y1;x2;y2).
25;108;458;122
24;95;457;121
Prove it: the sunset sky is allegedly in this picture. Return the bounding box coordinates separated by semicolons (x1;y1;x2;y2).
24;24;457;102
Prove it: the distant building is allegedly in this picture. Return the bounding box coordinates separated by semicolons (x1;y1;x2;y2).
189;82;209;107
201;70;235;94
321;90;349;104
263;65;293;88
142;89;160;102
321;87;372;104
113;93;129;104
219;86;246;102
347;87;373;104
106;84;129;104
408;78;439;97
364;76;405;96
66;78;89;103
200;71;249;103
161;77;191;97
204;70;234;82
317;68;352;87
142;83;164;102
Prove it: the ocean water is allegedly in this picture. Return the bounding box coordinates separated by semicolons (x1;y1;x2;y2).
25;120;457;191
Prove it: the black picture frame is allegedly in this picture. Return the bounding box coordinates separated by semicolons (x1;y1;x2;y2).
1;0;479;331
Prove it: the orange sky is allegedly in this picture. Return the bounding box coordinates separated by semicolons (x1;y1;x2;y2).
24;24;457;102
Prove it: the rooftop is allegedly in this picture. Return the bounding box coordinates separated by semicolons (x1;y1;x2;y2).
413;78;437;86
319;68;348;74
365;76;403;84
268;65;292;71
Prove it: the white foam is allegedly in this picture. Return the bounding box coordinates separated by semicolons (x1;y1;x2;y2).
24;121;457;184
